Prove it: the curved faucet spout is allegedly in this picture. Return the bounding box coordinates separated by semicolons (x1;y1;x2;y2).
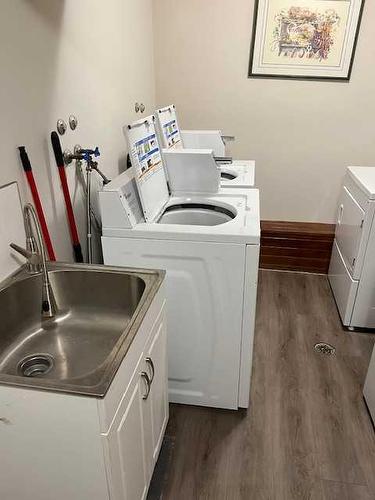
10;204;57;319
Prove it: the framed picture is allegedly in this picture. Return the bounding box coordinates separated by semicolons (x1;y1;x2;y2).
248;0;365;80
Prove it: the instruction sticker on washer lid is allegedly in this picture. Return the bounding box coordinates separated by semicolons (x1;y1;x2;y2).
131;132;164;186
119;177;144;224
162;119;182;149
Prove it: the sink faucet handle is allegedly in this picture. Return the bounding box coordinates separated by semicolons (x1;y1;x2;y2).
10;242;41;271
10;242;32;259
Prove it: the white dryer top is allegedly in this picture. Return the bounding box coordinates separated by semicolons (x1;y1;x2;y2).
102;188;260;245
347;166;375;199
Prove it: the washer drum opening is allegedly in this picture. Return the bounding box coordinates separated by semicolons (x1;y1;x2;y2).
158;203;236;226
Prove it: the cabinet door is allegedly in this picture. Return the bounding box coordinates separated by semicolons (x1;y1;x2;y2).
106;355;150;500
335;186;365;278
145;306;169;465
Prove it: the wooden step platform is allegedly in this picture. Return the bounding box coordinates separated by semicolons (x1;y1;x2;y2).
260;221;335;274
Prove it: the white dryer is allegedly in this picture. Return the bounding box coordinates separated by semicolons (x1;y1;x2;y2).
155;104;255;188
329;166;375;329
99;117;260;410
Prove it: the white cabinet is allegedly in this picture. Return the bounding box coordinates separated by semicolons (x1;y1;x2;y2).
145;318;169;463
104;303;168;500
0;284;167;500
106;354;150;500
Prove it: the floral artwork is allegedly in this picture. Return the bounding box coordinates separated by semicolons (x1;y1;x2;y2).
249;0;364;80
272;7;340;61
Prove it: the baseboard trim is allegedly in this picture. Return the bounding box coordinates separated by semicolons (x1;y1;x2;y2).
260;221;335;274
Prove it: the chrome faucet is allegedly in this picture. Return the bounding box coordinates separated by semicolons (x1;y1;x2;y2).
10;204;57;319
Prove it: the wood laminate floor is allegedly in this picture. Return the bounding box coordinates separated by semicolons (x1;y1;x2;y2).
149;270;375;500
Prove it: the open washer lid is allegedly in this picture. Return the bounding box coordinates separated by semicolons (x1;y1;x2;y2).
155;105;183;150
102;189;260;245
125;116;169;223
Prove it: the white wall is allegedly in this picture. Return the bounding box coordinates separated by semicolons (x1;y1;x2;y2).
153;0;375;223
2;0;373;252
0;0;155;262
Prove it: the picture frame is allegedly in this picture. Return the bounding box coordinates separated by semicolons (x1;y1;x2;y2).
248;0;365;81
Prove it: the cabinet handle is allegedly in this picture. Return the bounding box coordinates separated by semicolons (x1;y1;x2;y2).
145;357;155;384
141;371;151;400
337;204;344;225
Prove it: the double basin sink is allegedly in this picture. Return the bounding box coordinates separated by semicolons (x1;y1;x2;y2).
0;262;164;397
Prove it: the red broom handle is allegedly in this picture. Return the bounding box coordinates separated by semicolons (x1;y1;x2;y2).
50;132;83;263
18;147;56;261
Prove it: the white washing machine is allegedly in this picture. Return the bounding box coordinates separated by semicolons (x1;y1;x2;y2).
155;104;255;188
99;117;260;410
329;166;375;329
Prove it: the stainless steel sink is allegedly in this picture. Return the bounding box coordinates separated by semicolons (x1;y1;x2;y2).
0;262;164;397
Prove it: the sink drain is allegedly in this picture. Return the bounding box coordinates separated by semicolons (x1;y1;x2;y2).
314;342;336;356
18;354;54;377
